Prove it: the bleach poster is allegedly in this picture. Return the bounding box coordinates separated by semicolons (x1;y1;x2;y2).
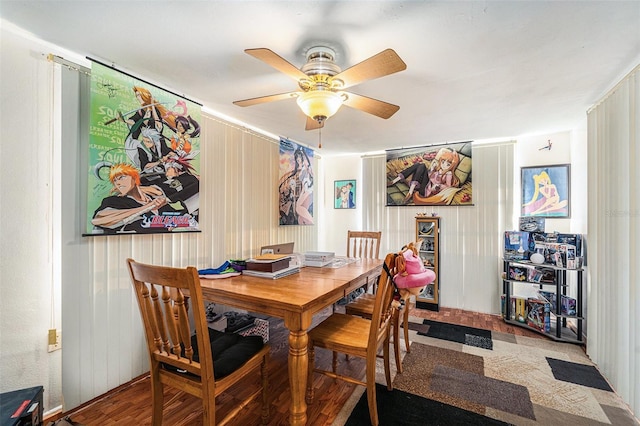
86;60;201;235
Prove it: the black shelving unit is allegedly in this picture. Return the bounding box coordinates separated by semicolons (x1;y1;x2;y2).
502;259;584;344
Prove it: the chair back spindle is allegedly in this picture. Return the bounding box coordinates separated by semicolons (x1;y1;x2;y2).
347;230;382;259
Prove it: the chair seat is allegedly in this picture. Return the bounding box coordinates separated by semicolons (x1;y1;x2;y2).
165;329;265;380
345;292;411;373
344;293;376;317
309;313;371;355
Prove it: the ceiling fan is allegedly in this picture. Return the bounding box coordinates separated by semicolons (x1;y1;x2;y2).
233;46;407;130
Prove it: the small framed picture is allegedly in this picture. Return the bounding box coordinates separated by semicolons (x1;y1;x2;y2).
521;164;570;218
334;180;356;209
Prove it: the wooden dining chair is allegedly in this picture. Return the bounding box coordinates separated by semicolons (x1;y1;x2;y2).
341;230;382;300
306;253;397;426
344;286;410;374
344;234;410;374
126;258;270;426
347;230;382;260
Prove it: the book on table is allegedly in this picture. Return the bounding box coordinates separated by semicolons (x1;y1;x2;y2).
246;254;291;272
242;264;300;279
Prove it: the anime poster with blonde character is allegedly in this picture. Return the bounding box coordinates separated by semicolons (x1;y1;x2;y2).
86;60;202;235
386;142;473;206
521;164;570;218
279;138;314;225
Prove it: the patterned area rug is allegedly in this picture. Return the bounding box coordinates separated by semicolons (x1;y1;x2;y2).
334;318;639;425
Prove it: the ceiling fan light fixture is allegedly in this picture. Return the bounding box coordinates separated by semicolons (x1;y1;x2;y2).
296;90;343;122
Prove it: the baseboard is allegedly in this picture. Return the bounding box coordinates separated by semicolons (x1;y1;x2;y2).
43;373;149;424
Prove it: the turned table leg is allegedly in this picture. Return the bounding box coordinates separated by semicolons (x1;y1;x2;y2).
285;313;311;426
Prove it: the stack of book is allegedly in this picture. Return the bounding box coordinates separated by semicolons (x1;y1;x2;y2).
243;254;299;279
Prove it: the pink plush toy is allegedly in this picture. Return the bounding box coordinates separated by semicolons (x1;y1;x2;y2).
393;242;436;301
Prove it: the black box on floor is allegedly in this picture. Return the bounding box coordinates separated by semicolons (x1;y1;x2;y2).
0;386;44;426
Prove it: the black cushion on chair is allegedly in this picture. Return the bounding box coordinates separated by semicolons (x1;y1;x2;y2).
165;328;264;380
204;329;264;379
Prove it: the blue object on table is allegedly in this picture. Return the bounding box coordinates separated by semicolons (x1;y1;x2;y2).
198;261;233;275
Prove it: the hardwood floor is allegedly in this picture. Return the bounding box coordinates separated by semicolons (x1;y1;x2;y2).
47;306;544;426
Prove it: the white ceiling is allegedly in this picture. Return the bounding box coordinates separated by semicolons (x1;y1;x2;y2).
2;1;639;155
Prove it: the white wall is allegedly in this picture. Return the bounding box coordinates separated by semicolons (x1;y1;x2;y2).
0;23;63;410
318;154;363;255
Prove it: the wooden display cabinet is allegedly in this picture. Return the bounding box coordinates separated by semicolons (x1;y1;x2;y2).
415;216;440;311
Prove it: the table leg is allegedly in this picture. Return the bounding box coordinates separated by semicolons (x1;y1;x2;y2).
285;313;311;426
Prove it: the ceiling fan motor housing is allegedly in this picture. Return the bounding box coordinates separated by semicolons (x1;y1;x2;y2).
300;46;343;91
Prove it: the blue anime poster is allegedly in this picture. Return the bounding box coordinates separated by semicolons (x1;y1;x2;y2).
521;164;570;218
278;138;314;225
334;180;356;209
86;61;202;235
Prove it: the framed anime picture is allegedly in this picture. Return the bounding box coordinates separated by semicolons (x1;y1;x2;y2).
334;180;356;209
521;164;570;218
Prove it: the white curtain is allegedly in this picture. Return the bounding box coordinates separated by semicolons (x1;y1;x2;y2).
361;142;515;314
587;64;639;415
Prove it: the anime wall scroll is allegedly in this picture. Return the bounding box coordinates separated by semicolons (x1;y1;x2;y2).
86;61;201;235
386;142;473;206
279;138;314;225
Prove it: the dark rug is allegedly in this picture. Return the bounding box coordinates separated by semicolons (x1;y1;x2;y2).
345;383;511;426
416;319;493;349
546;357;614;391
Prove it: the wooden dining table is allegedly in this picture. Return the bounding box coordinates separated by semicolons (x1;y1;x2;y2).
198;258;383;426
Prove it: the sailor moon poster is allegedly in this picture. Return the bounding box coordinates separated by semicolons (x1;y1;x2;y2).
85;60;202;235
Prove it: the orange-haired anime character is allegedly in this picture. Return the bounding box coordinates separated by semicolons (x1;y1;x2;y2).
117;86;171;140
91;163;173;233
424;149;460;197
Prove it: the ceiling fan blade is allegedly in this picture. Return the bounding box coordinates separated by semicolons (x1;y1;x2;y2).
342;92;400;119
333;49;407;89
245;48;309;82
305;116;324;131
233;91;298;107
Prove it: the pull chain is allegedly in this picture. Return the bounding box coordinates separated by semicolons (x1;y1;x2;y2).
318;125;322;149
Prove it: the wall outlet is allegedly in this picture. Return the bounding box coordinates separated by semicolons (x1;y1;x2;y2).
48;329;61;352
